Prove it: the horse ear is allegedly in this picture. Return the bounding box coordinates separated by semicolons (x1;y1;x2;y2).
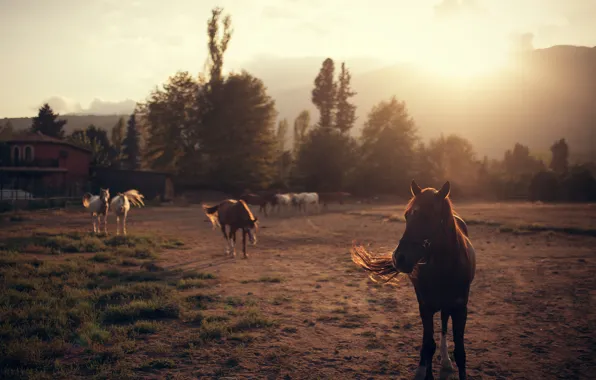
410;180;422;197
437;181;450;199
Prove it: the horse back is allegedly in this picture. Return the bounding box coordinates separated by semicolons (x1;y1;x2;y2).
454;215;475;283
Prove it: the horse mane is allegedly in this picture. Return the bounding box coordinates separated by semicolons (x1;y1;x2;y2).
238;199;257;222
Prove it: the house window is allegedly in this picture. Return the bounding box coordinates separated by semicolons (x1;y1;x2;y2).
24;145;34;162
12;146;20;163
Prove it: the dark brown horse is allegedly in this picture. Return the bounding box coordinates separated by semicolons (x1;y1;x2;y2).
319;191;351;208
240;192;270;216
202;199;258;259
351;181;476;380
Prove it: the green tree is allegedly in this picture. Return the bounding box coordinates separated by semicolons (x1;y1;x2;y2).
550;138;569;175
206;71;278;190
30;103;67;138
141;71;201;173
292;110;311;157
276;119;289;153
334;62;357;134
69;125;113;167
294;128;357;191
503;143;545;179
122;114;141;170
111;117;125;165
312;58;336;129
274;119;291;185
200;7;234;177
355;96;418;194
425;134;478;193
204;7;233;93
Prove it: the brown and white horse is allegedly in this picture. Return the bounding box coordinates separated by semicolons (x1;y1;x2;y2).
351;180;476;380
82;188;110;234
202;199;259;259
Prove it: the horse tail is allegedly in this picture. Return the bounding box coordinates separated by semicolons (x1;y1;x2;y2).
82;193;92;208
350;244;400;284
202;204;220;230
123;189;145;208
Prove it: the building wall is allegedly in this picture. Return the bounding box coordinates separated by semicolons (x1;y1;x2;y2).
5;142;91;196
92;168;174;201
9;142;91;182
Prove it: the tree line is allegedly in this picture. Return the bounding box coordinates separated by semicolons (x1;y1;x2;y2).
8;7;595;202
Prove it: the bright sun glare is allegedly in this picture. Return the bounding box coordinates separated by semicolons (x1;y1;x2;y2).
416;20;510;79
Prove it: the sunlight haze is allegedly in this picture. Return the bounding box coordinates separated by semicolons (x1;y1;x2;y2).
1;0;596;116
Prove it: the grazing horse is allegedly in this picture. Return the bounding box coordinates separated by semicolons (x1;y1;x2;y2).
295;192;320;213
351;181;476;380
110;189;145;236
240;193;269;216
82;188;110;234
202;199;258;259
319;191;351;209
273;193;292;214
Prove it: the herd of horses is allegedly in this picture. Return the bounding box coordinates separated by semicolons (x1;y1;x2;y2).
81;181;475;380
238;190;352;216
82;188;145;235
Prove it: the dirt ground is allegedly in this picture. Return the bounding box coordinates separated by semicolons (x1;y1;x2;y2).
4;201;596;379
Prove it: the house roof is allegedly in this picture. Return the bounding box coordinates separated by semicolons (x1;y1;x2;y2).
0;131;92;154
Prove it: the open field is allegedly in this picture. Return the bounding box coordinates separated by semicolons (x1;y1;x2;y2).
1;201;595;379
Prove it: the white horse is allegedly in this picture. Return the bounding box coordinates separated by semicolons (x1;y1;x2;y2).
274;193;292;214
83;188;110;234
110;189;145;236
295;192;320;213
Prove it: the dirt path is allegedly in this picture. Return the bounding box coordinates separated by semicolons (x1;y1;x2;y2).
6;203;596;379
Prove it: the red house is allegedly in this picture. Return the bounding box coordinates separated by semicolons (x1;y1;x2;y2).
0;131;92;197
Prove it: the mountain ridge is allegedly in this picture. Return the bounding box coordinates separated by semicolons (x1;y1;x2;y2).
3;45;595;161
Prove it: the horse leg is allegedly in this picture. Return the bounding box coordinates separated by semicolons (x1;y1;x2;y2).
440;310;455;376
116;216;120;236
103;213;108;235
220;225;230;255
123;212;128;236
92;215;97;234
415;306;436;380
452;305;468;380
228;228;237;257
242;229;248;259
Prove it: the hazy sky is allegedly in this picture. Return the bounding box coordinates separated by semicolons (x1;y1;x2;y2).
1;0;595;117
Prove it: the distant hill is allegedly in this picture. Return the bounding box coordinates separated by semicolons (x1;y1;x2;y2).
268;45;596;162
2;115;128;136
4;45;596;162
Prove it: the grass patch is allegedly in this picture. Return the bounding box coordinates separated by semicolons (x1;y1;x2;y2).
91;252;114;263
198;320;231;341
102;300;180;324
186;293;218;310
139;358;176;371
0;232;107;254
120;258;141;267
271;295;292;305
131;321;160;334
0;231;188;378
232;308;277;331
161;239;185;249
241;275;283;284
176;278;207;290
182;270;216;280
